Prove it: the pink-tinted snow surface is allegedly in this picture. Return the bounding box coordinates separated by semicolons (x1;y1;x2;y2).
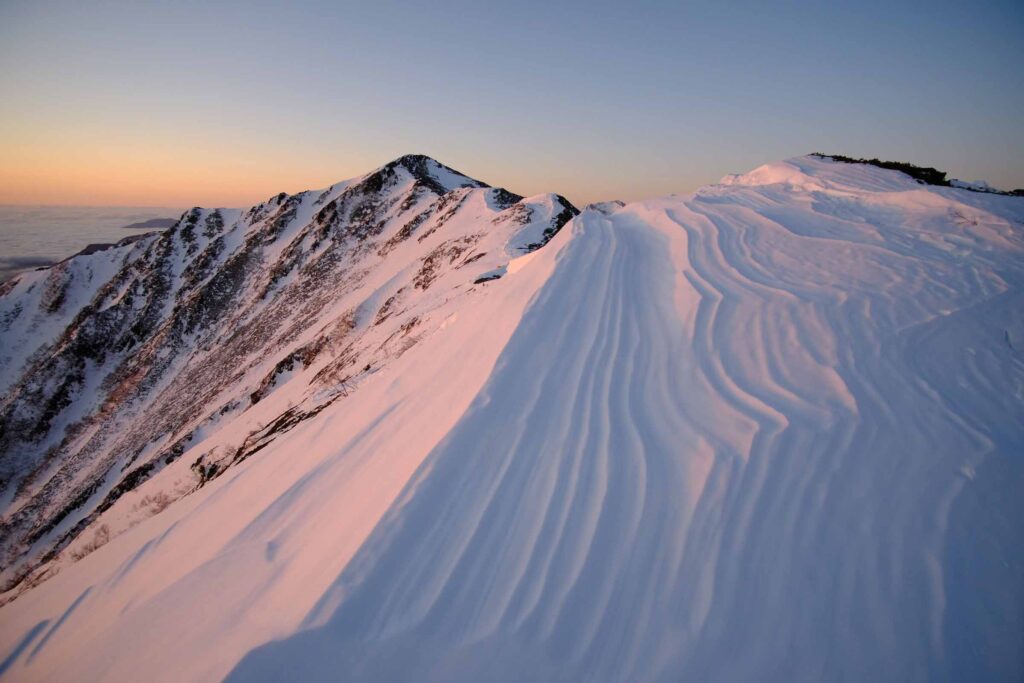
1;156;1022;682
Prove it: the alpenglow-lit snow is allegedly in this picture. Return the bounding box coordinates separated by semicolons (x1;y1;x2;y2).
0;155;1022;682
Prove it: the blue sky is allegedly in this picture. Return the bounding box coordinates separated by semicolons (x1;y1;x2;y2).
1;0;1021;206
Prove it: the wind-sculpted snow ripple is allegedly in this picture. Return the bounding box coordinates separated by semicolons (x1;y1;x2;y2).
231;160;1024;682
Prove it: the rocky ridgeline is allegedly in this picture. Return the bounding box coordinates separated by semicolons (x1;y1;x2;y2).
0;155;577;597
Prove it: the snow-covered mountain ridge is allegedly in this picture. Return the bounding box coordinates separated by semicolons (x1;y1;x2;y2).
0;154;576;596
0;154;1021;682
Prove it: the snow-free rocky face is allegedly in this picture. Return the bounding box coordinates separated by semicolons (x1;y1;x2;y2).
0;154;1022;682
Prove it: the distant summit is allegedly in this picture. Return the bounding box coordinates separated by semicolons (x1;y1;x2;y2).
122;217;178;230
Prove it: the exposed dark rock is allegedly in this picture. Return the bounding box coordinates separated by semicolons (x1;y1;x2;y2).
521;195;579;252
812;153;951;186
250;340;326;405
414;236;481;290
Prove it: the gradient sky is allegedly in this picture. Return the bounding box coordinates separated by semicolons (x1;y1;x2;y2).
1;0;1022;208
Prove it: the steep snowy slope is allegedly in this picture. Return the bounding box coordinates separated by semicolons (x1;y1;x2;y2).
0;154;577;596
1;155;1022;682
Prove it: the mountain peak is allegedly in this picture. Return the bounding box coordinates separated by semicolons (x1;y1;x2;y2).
378;154;489;194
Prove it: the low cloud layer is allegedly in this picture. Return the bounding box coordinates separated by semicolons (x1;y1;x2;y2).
0;256;55;282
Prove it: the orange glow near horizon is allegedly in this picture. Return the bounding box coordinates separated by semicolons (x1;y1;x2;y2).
0;133;381;208
0;130;703;210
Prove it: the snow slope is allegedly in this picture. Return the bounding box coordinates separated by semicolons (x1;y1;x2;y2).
0;154;576;595
1;155;1022;681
